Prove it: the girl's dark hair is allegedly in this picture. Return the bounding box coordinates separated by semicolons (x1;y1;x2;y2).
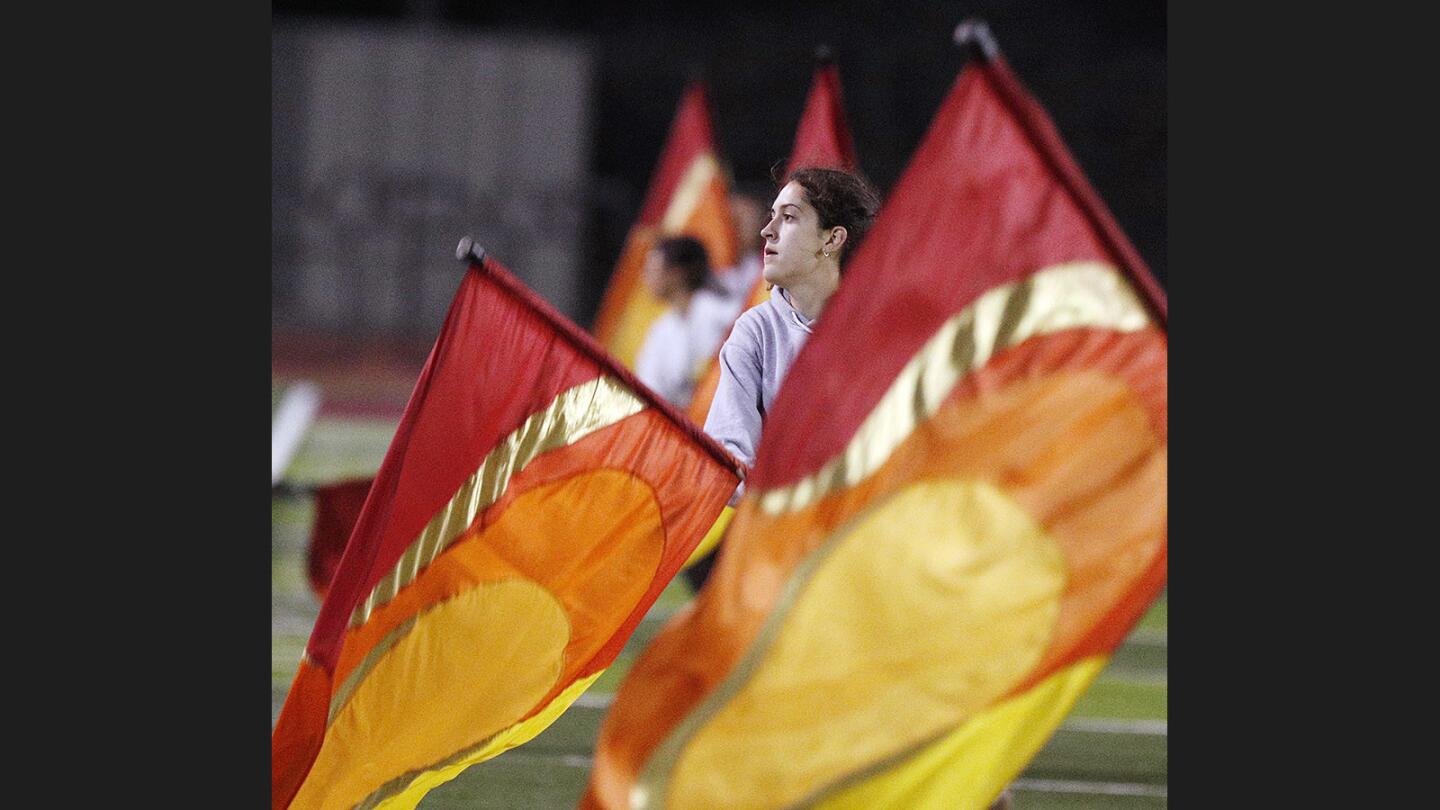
655;234;713;293
783;166;881;272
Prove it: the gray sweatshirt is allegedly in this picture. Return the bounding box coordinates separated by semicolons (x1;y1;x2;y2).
702;285;816;477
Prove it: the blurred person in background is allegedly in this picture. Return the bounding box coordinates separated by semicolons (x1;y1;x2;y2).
716;187;769;303
634;235;740;409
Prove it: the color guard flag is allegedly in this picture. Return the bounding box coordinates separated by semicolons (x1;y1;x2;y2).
306;477;373;602
592;82;738;370
684;58;859;425
583;34;1167;810
272;244;742;810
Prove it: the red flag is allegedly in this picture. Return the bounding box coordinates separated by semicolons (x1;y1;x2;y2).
585;48;1166;810
593;83;738;369
685;60;860;424
272;251;741;809
787;59;858;173
305;477;373;601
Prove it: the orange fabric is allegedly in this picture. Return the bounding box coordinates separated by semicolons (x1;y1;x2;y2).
584;327;1166;807
297;579;572;810
272;659;332;810
685;363;721;425
331;410;734;706
275;256;742;810
683;173;738;270
592;227;657;353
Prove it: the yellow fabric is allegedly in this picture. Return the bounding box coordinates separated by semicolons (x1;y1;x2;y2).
606;285;670;372
756;261;1152;517
681;506;733;570
351;376;646;628
649;480;1066;810
812;656;1109;810
373;670;607;810
291;580;569;810
330;468;662;728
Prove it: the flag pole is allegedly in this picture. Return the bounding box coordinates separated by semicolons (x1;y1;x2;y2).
952;19;999;61
953;18;1168;326
452;237;744;478
455;235;486;267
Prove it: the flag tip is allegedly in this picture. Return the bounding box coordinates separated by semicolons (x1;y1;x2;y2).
455;236;486;266
953;18;999;60
813;44;834;65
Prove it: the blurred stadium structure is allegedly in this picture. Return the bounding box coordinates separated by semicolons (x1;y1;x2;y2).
271;1;1163;354
272;23;594;343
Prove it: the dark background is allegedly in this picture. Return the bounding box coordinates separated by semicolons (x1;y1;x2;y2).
273;0;1165;329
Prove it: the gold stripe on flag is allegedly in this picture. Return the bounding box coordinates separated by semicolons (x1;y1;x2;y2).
350;376;645;629
758;261;1151;516
658;154;721;233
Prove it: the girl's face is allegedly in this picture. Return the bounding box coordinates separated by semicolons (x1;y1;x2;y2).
760;181;828;287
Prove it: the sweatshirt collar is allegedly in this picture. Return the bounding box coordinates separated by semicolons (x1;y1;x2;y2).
777;287;816;334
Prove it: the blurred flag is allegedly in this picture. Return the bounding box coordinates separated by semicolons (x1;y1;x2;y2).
305;477;373;602
301;81;746;592
684;58;859;425
593;82;738;370
272;250;741;810
584;45;1167;810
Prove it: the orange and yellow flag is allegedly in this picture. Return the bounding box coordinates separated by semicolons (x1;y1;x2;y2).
685;60;859;425
583;46;1166;810
592;83;738;370
272;246;741;810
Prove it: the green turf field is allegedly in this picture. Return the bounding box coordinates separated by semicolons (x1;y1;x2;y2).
272;384;1167;808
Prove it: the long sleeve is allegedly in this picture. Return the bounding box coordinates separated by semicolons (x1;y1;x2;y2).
703;321;764;471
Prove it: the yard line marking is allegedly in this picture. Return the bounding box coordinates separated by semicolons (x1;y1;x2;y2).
272;616;320;636
472;752;1172;795
572;692;1166;738
1013;778;1167;798
272;381;322;485
574;692;614;709
1126;630;1168;646
1098;672;1168;686
483;750;595;769
1063;717;1167;735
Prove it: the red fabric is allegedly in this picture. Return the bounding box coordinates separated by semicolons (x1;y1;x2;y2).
305;477;374;600
750;60;1162;491
983;57;1166;324
636;83;718;226
473;254;739;471
276;254;743;809
788;63;858;173
303;257;741;672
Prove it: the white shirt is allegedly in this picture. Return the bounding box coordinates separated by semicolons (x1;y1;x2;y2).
718;253;763;306
635;286;742;408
